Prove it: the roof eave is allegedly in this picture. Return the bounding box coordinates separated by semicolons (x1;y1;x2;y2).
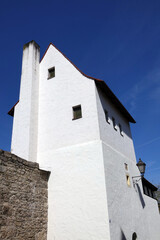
94;80;136;123
142;177;158;191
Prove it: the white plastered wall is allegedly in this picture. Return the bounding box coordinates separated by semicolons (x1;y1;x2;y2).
102;142;160;240
38;45;111;240
38;44;100;153
40;141;111;240
95;86;160;239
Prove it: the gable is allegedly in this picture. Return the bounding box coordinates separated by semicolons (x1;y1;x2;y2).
40;43;136;123
8;42;135;123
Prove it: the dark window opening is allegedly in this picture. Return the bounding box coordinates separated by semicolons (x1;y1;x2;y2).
132;232;137;240
48;67;55;79
112;117;117;130
144;186;148;195
119;124;123;136
72;105;82;120
105;110;110;124
124;163;128;171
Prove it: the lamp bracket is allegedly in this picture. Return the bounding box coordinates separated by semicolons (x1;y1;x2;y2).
132;175;143;187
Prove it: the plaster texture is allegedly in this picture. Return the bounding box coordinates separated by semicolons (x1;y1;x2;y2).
102;142;160;240
39;141;110;240
95;86;160;239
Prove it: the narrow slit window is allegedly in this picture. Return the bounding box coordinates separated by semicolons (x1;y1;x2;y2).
119;124;123;136
126;174;131;187
112;117;117;130
105;110;110;124
48;67;55;79
72;105;82;120
124;163;128;171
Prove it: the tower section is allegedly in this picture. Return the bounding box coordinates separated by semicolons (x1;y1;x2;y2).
38;44;111;240
11;41;40;162
95;85;160;239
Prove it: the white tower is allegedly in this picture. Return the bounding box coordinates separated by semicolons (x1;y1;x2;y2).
11;41;40;162
9;41;160;240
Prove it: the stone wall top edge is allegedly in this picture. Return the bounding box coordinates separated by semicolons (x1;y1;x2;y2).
0;149;49;174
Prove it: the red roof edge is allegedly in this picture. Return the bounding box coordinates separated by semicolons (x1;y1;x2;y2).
40;43;52;63
8;100;19;116
40;43;103;82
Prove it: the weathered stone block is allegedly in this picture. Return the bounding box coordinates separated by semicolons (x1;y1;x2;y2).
0;165;5;173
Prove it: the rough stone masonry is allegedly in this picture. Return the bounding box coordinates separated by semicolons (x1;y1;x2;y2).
0;149;50;240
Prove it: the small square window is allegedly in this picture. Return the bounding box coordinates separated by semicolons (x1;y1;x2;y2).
105;110;110;124
119;124;123;136
72;105;82;120
48;67;55;79
112;117;117;130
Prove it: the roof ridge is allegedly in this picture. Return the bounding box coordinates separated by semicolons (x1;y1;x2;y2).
40;42;103;81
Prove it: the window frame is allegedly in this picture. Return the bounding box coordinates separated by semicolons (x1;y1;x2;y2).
72;105;82;120
48;66;55;79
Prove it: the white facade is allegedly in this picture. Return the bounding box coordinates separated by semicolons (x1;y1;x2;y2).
10;41;160;240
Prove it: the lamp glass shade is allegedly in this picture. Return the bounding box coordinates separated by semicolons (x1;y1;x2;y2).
136;159;146;175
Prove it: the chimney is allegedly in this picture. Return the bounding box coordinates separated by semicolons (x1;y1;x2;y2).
11;41;40;162
19;40;40;102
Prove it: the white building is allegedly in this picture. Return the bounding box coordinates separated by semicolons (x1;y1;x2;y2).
9;40;160;240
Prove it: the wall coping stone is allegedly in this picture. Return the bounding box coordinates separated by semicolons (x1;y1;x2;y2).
0;149;50;174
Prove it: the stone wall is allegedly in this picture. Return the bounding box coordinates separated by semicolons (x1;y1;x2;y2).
0;150;50;240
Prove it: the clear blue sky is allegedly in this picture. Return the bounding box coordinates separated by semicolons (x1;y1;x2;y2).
0;0;160;185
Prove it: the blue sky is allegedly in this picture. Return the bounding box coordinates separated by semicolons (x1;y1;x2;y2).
0;0;160;185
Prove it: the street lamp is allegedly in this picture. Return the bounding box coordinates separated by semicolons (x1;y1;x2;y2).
136;158;146;176
132;158;146;185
